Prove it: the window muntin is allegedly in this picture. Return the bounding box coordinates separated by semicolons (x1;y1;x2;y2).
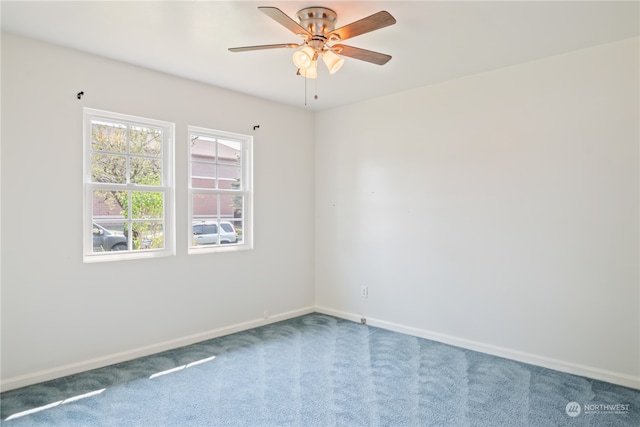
84;109;174;262
189;127;252;253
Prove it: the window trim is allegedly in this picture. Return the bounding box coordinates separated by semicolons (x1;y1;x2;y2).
188;125;253;254
83;108;175;262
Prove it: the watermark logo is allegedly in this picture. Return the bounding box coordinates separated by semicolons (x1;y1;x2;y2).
565;401;631;417
583;403;630;415
566;402;581;417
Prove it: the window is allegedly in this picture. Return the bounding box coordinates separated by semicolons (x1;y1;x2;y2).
84;108;174;262
189;126;252;253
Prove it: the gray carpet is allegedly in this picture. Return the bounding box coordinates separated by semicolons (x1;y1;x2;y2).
1;313;638;426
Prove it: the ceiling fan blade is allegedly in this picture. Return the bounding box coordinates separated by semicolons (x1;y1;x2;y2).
327;11;396;42
332;44;392;65
229;43;300;52
258;6;311;38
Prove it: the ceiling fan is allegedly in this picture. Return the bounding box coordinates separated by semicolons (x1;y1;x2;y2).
228;6;396;78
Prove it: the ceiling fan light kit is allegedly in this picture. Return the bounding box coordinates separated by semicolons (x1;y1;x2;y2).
322;49;345;74
229;5;396;80
292;45;316;70
300;60;318;79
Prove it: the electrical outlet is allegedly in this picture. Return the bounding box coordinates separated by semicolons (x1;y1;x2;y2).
361;286;368;298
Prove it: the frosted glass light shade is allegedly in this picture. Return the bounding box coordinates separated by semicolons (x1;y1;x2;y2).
299;60;318;79
322;50;345;74
292;46;315;70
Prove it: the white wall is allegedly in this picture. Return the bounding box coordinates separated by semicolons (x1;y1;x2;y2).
2;32;638;391
1;34;315;388
315;38;639;387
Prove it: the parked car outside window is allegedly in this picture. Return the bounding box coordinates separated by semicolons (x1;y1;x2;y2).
192;221;238;245
93;223;127;252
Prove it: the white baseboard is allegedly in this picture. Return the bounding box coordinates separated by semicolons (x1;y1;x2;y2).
4;306;637;392
0;306;315;392
314;306;640;390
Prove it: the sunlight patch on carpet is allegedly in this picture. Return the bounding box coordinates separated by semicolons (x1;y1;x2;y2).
5;388;106;421
149;355;216;379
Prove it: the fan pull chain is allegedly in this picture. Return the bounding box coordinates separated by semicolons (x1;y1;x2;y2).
302;74;318;106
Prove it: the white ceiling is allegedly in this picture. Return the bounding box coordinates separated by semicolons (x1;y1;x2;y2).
1;1;638;111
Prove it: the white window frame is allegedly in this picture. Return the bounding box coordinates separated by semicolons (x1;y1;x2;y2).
83;108;175;262
188;126;253;254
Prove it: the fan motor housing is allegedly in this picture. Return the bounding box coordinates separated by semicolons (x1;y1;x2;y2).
297;7;337;36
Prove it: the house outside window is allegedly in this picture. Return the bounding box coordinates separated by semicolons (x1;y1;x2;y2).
83;108;175;262
189;126;252;253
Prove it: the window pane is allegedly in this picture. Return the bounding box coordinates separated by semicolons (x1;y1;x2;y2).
235;218;244;243
192;194;218;221
130;126;162;157
191;135;216;158
219;194;238;221
132;221;164;250
217;165;241;189
91;122;126;152
191;162;216;189
129;191;164;220
130;157;161;186
91;154;126;183
231;197;243;243
92;222;128;252
192;220;219;245
93;190;126;222
192;193;218;219
217;139;241;166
